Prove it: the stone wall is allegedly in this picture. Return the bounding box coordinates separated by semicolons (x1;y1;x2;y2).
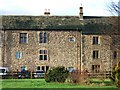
0;47;2;66
0;16;3;66
0;30;3;66
4;30;81;72
82;35;112;72
3;30;117;73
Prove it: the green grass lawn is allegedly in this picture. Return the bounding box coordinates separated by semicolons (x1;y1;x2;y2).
0;79;119;89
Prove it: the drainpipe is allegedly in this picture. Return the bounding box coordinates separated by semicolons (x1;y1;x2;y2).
80;30;83;72
76;30;78;70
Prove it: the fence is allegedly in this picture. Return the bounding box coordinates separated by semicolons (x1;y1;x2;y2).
1;71;112;79
70;70;111;83
1;72;35;79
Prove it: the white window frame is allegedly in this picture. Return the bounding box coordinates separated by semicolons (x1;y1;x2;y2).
92;36;100;45
39;49;48;61
16;52;22;59
19;33;28;44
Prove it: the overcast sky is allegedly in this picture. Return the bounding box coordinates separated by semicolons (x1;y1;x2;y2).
0;0;119;16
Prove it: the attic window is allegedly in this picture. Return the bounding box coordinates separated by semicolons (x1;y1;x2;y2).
70;37;75;42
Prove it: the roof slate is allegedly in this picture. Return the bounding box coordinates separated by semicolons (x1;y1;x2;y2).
1;16;113;34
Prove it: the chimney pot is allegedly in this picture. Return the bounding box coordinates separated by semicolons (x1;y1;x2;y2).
79;5;83;20
44;9;50;16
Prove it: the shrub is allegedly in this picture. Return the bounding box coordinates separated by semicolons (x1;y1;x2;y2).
45;66;69;83
70;70;89;84
110;61;120;87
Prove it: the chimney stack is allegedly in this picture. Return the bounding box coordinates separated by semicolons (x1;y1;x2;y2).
79;4;83;20
44;9;50;16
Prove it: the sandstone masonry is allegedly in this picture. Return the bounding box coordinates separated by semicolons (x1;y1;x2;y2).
1;16;119;74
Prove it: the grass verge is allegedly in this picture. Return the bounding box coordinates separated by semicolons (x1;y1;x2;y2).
0;79;119;89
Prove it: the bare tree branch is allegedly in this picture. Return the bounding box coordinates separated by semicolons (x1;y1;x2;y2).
108;1;120;16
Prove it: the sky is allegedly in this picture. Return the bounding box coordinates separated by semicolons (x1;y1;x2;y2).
0;0;119;16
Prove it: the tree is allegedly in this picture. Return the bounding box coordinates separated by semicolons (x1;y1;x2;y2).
108;0;120;16
106;0;120;66
110;61;120;87
107;1;120;87
107;0;120;42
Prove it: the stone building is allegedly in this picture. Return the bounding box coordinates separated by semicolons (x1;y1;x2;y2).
0;31;2;67
0;7;119;73
0;16;3;67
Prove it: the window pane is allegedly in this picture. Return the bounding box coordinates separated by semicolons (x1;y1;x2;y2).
20;34;24;37
44;37;47;43
40;32;43;37
93;37;98;44
19;52;22;58
20;38;23;43
44;55;47;60
92;65;100;73
96;51;98;58
24;37;27;43
40;50;43;54
44;50;47;54
42;66;45;72
98;65;100;68
44;33;47;37
93;51;95;59
96;37;98;44
93;37;95;44
20;33;27;44
40;38;42;43
39;32;47;43
39;50;48;61
93;51;98;59
16;52;22;59
40;33;43;43
40;55;43;60
70;37;75;42
16;52;20;59
37;66;40;70
44;33;47;43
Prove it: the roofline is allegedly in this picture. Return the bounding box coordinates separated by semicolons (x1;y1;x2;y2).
3;28;82;31
1;15;109;18
2;29;107;35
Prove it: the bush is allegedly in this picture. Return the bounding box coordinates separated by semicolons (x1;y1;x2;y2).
70;70;89;84
45;66;69;83
110;61;120;87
